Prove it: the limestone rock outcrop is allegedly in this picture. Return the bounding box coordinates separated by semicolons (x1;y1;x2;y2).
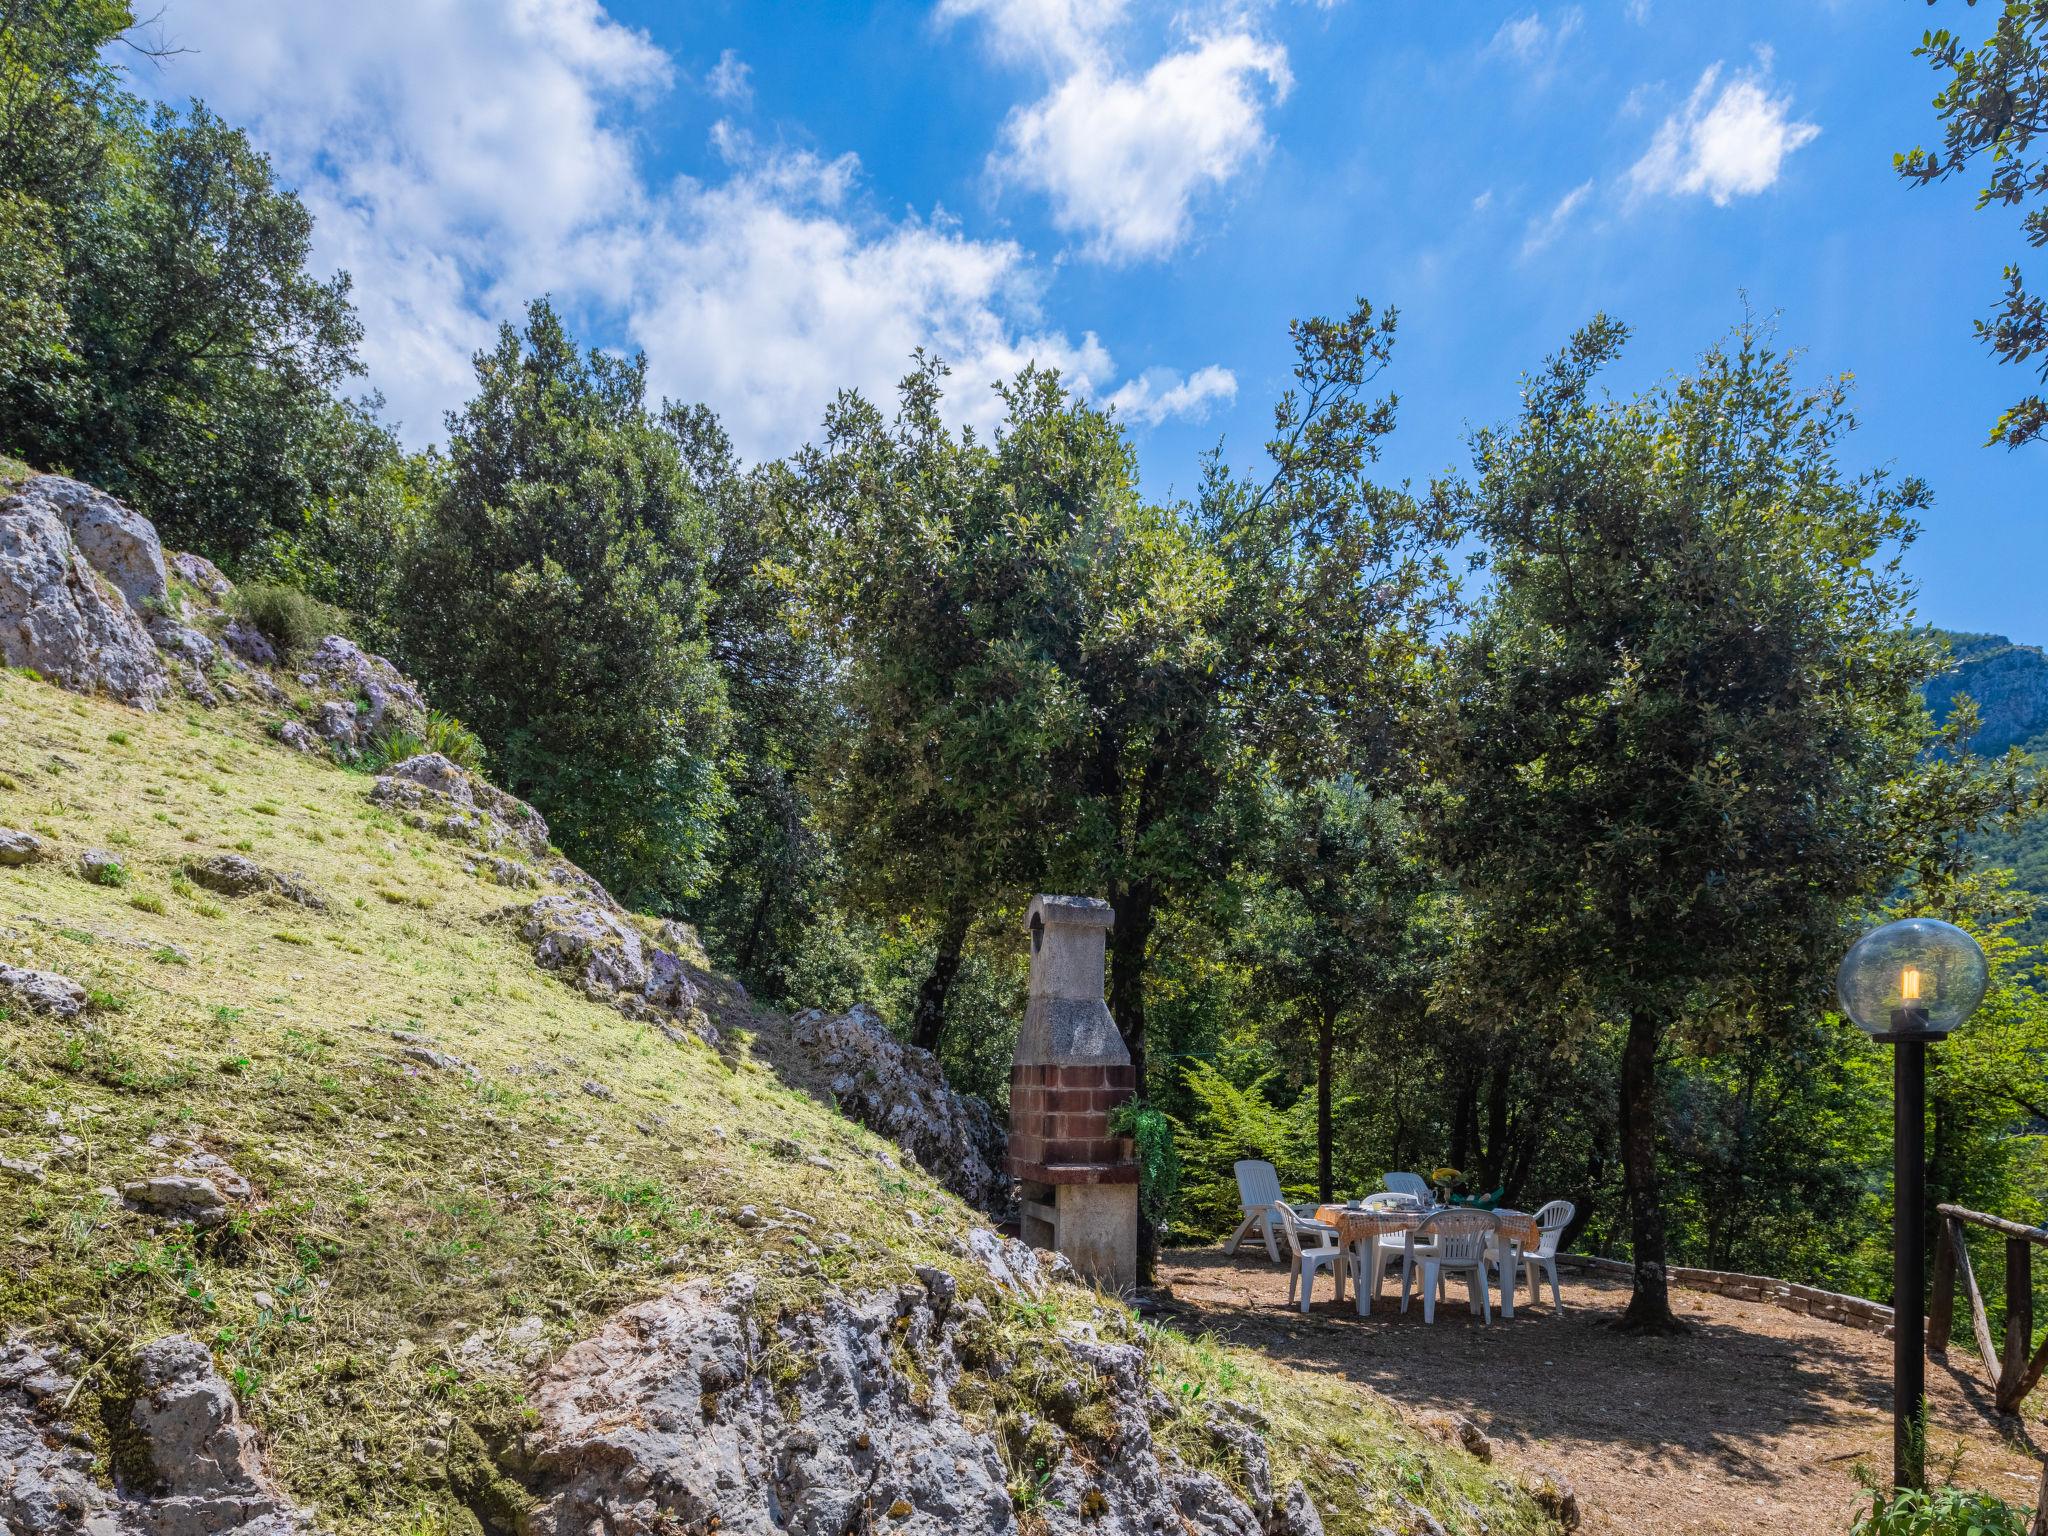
0;1333;317;1534
33;474;168;611
184;853;327;910
0;963;87;1018
785;1003;1008;1213
511;1270;1325;1536
302;634;426;751
518;894;730;1043
0;475;169;708
372;753;551;860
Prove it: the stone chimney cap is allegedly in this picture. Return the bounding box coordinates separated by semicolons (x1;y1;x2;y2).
1027;894;1115;931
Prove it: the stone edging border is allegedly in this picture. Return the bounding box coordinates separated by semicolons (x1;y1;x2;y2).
1556;1254;1911;1339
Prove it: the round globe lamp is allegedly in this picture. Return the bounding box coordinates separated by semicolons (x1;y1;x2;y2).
1837;917;1988;1493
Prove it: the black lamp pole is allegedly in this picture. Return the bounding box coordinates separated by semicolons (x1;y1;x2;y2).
1881;1004;1937;1494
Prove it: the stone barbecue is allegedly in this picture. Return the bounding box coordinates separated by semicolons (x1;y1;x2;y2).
1008;894;1138;1289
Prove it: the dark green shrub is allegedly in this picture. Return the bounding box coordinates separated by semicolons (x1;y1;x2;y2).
233;582;342;657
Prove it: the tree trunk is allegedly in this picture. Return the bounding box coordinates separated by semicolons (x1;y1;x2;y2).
1107;881;1155;1092
1617;1010;1685;1333
1483;1059;1511;1190
1316;1001;1336;1204
1449;1070;1477;1174
908;908;972;1053
1108;879;1157;1282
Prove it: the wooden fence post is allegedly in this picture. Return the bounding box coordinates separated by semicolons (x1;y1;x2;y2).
1929;1217;1957;1358
2007;1238;2035;1409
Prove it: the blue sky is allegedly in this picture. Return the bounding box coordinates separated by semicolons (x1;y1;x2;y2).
135;1;2040;638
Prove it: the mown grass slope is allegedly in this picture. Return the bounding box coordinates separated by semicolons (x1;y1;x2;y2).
0;663;1550;1536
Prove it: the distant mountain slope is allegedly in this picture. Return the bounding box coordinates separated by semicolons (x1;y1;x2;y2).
1927;632;2048;954
1926;632;2048;757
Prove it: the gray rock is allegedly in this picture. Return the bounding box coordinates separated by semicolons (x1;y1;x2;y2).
78;847;124;885
126;1333;317;1533
370;753;550;859
146;614;216;669
1170;1471;1264;1536
401;1045;465;1071
580;1078;614;1101
516;1276;1290;1536
474;854;538;888
0;963;88;1018
121;1176;230;1228
31;475;168;611
784;1004;1008;1214
522;894;650;997
169;550;232;601
0;828;45;866
273;720;320;754
184;854;325;910
312;698;360;749
305;635;426;745
0;1156;44;1184
0;478;169;708
221;619;277;668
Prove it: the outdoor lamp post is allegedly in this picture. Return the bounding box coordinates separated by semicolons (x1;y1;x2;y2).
1837;917;1989;1493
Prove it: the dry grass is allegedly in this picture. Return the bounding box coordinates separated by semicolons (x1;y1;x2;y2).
0;667;1547;1535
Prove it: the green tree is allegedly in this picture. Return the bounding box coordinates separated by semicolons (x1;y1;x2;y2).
0;2;371;558
663;402;858;1005
1239;777;1420;1203
394;299;727;908
793;356;1160;1049
1435;317;1940;1331
1898;0;2048;446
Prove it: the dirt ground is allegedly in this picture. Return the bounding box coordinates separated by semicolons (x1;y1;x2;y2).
1156;1248;2046;1536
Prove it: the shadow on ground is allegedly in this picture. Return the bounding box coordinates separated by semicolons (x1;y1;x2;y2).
1155;1247;2043;1536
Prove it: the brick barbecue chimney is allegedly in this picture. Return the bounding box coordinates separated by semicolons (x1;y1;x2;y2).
1008;894;1138;1289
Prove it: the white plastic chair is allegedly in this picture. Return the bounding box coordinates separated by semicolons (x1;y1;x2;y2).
1401;1210;1499;1324
1355;1192;1409;1301
1514;1199;1574;1312
1275;1202;1348;1313
1381;1171;1430;1201
1226;1159;1285;1261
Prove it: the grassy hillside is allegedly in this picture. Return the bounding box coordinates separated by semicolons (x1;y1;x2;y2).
0;664;1546;1535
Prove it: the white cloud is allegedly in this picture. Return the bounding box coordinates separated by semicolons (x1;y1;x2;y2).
706;48;752;107
1521;179;1592;257
937;0;1130;70
943;1;1290;263
1628;61;1819;205
136;0;1227;457
1486;7;1582;82
1103;364;1236;425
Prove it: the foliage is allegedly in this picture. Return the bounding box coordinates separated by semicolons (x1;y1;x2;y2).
1237;776;1423;1202
1850;1485;2030;1536
0;190;72;406
232;581;343;659
1897;0;2048;447
421;710;488;773
393;299;728;910
1;80;372;555
664;402;847;1007
1169;1059;1315;1237
1433;316;1951;1329
1109;1100;1183;1238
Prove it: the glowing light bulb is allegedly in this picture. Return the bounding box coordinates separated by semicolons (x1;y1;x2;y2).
1901;965;1922;1004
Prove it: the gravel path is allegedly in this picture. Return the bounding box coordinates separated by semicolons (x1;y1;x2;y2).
1156;1248;2045;1535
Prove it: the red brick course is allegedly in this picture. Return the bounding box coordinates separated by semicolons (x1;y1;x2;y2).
1006;1059;1138;1184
